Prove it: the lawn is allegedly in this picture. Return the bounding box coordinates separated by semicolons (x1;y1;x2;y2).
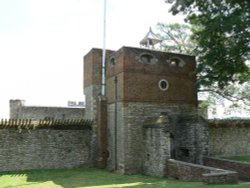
225;155;250;163
0;168;249;188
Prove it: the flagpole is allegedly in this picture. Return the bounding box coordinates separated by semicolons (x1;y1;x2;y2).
101;0;107;96
96;0;108;169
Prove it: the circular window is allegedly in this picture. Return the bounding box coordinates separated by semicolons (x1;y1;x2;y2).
159;79;169;91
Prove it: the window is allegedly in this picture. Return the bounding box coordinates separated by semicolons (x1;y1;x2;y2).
138;53;158;65
168;57;185;67
110;57;116;68
159;79;169;91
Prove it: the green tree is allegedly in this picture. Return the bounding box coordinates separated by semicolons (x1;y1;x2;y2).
156;22;250;117
166;0;250;91
156;23;195;55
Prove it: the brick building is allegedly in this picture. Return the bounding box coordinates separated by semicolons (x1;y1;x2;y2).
84;46;208;176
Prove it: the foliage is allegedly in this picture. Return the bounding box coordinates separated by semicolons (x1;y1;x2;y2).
156;22;250;117
0;168;250;188
160;1;250;117
156;23;195;55
166;0;250;90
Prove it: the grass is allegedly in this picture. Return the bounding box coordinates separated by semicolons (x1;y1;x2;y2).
0;167;249;188
225;155;250;163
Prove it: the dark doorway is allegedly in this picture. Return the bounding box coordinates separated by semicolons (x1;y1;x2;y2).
170;134;176;159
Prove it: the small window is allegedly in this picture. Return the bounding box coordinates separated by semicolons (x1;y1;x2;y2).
159;79;169;91
168;57;185;67
110;57;116;68
139;53;158;64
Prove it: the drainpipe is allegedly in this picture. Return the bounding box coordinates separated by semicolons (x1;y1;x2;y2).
114;76;118;170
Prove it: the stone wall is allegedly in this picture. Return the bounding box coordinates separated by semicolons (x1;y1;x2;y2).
143;126;170;177
84;47;210;176
107;101;208;175
208;120;250;157
0;129;93;172
10;100;85;120
167;159;238;184
175;114;209;164
204;157;250;181
84;85;99;120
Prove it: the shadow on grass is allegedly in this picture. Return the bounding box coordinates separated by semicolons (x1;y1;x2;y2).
0;168;172;188
0;168;248;188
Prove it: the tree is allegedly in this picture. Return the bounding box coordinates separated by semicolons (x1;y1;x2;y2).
156;23;195;55
166;0;250;91
155;22;250;118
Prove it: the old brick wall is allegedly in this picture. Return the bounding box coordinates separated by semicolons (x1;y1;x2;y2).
0;129;93;172
208;120;250;157
176;115;209;164
85;47;209;175
167;159;238;184
204;157;250;181
106;47;197;105
107;102;208;174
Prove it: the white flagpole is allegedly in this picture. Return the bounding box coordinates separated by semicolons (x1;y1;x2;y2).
101;0;107;96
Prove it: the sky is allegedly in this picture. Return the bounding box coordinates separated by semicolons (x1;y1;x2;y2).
0;0;185;118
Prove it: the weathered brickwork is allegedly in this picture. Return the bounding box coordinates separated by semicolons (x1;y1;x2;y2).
84;85;99;120
0;129;93;172
204;157;250;181
143;127;170;177
167;159;238;184
107;102;208;175
208;120;250;157
85;47;209;176
106;47;197;105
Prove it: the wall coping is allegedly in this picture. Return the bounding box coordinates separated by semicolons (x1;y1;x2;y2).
208;119;250;128
205;156;250;165
204;156;250;181
167;159;238;184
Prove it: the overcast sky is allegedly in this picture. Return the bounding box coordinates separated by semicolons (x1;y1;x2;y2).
0;0;184;118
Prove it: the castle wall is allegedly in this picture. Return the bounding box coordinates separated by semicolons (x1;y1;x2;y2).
208;120;250;157
0;129;93;172
104;46;207;175
143;127;170;177
107;101;209;175
9;100;85;120
0;118;249;174
84;85;99;120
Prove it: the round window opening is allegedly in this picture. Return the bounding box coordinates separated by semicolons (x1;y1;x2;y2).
159;79;169;91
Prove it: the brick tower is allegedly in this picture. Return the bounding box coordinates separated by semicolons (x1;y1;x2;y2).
84;46;208;176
